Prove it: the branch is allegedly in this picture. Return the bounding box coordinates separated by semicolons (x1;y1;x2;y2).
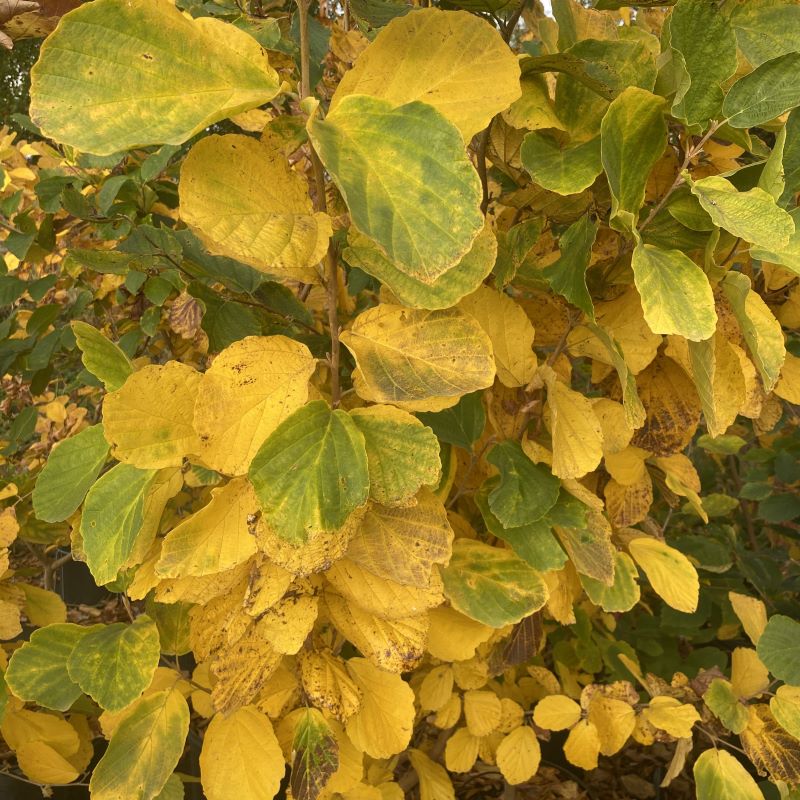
297;0;342;407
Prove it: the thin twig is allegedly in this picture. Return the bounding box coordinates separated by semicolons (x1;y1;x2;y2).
639;120;724;233
298;0;342;407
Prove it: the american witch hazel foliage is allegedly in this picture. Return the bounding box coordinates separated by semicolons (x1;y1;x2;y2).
1;0;800;797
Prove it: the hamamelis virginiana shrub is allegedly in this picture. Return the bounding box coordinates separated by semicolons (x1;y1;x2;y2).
1;0;800;797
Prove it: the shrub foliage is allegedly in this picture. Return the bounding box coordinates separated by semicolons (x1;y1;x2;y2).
1;0;800;798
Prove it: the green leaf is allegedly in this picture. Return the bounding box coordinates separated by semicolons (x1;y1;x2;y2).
600;87;666;233
703;679;748;734
543;215;597;320
248;401;370;544
486;441;561;528
5;623;96;711
350;405;441;507
758;124;786;201
751;207;800;277
343;225;497;311
67;616;161;712
580;551;640;613
520;133;602;196
476;478;567;573
29;0;283;154
732;2;800;67
723;52;800;130
693;749;765;800
291;708;339;800
441;539;549;628
71;321;133;392
32;424;109;523
668;0;737;127
690;175;794;250
756;615;800;685
721;272;786;392
89;688;190;800
631;242;716;341
308;95;483;283
179;134;331;282
417;391;486;451
80;463;159;585
770;686;800;741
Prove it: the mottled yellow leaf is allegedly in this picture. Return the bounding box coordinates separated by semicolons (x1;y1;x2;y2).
194;335;315;476
341;305;495;412
180;134;331;281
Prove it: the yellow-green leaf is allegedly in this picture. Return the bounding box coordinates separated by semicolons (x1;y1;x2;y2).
179;134;331;282
520;133;602;196
601;87;666;233
349;405;441;507
89;688;190;800
441;539;549;628
691;175;794;250
693;749;764;800
631;242;717;341
71;321;133;392
309;96;483;283
30;0;283;154
66;616;161;712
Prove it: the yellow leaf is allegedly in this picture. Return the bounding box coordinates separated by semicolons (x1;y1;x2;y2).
330;8;520;141
324;591;427;673
1;709;80;758
729;592;768;645
604;447;649;486
426;606;494;662
496;726;541;785
243;559;294;617
445;727;479;773
741;704;800;785
408;748;455;800
103;362;202;469
16;740;80;785
628;537;699;613
532;694;582;731
434;695;462;730
299;649;362;723
587;695;635;756
341;305;496;412
194;335;315;476
210;634;282;715
458;287;535;388
346;490;453;588
0;507;19;546
156;478;258;578
345;657;415;759
419;666;454;712
563;719;601;770
604;472;653;528
463;690;502;737
775;352;800;404
200;705;284;800
499;699;525;734
180;134;331;281
540;365;603;479
731;647;770;699
253;590;318;655
592;399;633;455
644;696;700;739
20;584;66;626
